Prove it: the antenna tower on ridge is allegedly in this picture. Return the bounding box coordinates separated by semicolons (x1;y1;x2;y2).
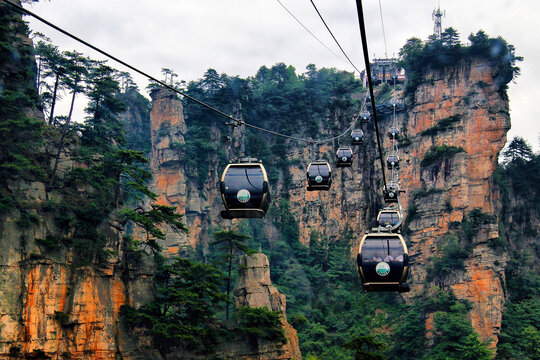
432;2;445;38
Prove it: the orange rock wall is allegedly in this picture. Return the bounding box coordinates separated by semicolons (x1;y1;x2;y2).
398;58;510;345
20;263;126;358
0;185;160;359
147;88;223;251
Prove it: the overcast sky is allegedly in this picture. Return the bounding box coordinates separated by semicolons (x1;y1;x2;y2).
24;0;540;151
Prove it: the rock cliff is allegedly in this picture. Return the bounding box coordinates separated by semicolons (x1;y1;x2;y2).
0;182;161;359
400;58;510;345
148;88;223;255
0;6;159;357
145;57;511;348
217;253;301;360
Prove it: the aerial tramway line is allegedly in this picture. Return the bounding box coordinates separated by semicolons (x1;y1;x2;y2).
5;0;410;292
354;0;410;293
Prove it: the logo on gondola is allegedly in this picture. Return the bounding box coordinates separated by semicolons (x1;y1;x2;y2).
342;156;347;162
315;175;323;183
355;137;360;141
376;262;390;276
237;189;251;203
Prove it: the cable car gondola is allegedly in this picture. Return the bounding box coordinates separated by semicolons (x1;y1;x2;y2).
360;111;371;123
351;129;364;145
386;154;400;169
307;161;332;191
336;147;353;167
220;159;270;219
357;232;410;292
377;209;402;229
388;127;400;140
383;183;399;203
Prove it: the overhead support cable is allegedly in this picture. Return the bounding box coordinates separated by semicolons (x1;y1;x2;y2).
2;0;236;122
275;0;349;66
308;0;363;75
354;0;388;191
2;0;363;145
378;0;388;58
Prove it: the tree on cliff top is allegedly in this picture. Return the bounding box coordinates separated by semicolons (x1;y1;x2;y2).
399;28;521;103
236;306;287;347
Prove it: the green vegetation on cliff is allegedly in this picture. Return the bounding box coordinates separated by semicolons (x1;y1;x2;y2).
0;3;44;211
180;64;362;187
421;145;466;167
399;28;521;102
121;257;227;355
495;138;540;359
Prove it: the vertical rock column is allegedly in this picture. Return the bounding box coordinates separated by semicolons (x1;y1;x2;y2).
229;253;302;360
148;88;190;253
400;58;510;345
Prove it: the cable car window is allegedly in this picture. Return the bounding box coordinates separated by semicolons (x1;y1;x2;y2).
379;211;401;226
224;166;264;191
362;237;404;262
309;164;329;177
361;239;387;262
379;213;390;225
389;238;405;260
339;149;352;157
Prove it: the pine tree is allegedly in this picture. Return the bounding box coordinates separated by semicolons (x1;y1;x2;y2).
211;230;254;320
503;137;534;163
0;1;44;211
343;334;386;360
121;257;227;355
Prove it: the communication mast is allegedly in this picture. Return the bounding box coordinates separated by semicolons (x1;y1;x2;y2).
432;2;445;38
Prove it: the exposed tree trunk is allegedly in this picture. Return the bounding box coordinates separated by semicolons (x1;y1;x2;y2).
48;74;60;125
67;90;77;125
226;245;233;320
48;89;78;188
36;57;42;91
47;127;69;189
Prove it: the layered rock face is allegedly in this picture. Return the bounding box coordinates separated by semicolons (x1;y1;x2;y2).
148;88;223;254
0;182;160;360
399;58;510;345
147;88;190;254
217;253;301;360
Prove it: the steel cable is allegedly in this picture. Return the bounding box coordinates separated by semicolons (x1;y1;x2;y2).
3;0;365;146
